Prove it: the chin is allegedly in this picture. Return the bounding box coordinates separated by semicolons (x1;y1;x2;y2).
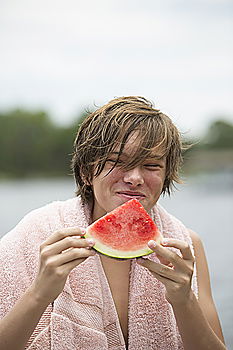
140;200;155;213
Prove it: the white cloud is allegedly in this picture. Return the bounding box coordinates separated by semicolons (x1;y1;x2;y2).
0;0;232;135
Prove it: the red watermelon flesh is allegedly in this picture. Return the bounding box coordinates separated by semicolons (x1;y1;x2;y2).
85;199;162;259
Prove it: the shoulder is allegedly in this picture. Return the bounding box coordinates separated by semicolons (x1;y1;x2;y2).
188;229;203;252
187;228;213;299
13;199;66;233
155;204;192;242
21;197;80;225
187;230;225;343
187;229;208;269
1;197;80;246
187;229;208;277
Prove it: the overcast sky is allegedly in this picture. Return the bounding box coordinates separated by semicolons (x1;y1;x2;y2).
1;0;232;136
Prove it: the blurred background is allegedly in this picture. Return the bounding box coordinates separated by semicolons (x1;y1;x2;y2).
0;0;233;348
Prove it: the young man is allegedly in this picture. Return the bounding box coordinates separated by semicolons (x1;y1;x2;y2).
0;96;226;349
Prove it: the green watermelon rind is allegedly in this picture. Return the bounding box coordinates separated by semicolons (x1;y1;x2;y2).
85;230;162;259
85;198;163;259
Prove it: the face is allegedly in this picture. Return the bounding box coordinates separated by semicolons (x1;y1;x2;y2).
91;133;166;221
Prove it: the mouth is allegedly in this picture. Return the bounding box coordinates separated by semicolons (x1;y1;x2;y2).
116;191;146;200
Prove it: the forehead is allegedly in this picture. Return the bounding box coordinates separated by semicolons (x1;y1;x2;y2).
112;131;166;160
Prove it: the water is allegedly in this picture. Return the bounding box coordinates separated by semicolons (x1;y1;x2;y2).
0;175;233;349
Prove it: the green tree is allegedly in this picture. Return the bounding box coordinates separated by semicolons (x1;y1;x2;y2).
203;119;233;149
0;108;89;178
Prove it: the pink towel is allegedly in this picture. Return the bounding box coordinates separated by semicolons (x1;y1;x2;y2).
0;197;197;349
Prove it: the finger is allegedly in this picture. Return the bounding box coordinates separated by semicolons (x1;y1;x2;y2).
161;238;195;261
155;253;173;267
41;227;86;247
60;253;94;275
46;247;96;267
137;258;177;282
41;236;95;257
148;241;185;269
143;267;174;286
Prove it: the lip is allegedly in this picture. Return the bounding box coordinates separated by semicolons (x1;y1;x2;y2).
116;191;146;200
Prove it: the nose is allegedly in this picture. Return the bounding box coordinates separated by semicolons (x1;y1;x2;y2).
123;167;144;186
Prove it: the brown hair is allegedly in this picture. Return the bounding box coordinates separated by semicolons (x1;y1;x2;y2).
71;96;185;201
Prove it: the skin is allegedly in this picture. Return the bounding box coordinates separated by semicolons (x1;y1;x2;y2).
92;132;166;221
31;228;96;303
0;133;226;349
90;133;226;349
136;234;226;349
0;229;97;350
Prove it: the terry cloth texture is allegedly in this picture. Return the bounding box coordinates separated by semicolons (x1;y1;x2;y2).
0;197;198;350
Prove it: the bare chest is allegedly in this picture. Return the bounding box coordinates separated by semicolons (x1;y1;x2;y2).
100;256;131;345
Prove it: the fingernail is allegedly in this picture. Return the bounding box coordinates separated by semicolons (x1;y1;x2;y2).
162;238;169;245
80;228;86;235
148;240;156;249
87;239;95;246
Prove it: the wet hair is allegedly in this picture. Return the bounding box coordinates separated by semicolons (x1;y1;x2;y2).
71;96;185;201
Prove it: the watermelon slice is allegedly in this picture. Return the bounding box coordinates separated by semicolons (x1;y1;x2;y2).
85;199;162;259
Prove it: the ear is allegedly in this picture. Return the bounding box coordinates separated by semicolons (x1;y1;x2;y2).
84;179;92;186
80;163;95;186
81;173;92;186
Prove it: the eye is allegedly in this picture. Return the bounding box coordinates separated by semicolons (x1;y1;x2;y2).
106;158;123;166
144;163;163;170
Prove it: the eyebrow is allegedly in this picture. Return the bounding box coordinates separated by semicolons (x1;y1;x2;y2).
148;154;166;160
109;151;165;160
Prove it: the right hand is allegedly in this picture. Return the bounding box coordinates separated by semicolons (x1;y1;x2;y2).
30;227;96;305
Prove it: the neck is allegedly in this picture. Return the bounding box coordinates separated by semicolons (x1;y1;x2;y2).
100;254;131;268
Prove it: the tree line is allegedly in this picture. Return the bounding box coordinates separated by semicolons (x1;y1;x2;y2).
0;109;233;179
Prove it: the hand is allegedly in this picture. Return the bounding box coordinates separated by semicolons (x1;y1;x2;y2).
137;238;195;306
30;227;96;305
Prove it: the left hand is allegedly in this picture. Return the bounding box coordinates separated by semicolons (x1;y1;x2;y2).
137;238;195;306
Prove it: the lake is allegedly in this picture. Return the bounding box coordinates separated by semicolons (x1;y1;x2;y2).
0;174;233;349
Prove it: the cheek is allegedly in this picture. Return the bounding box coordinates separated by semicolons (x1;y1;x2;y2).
103;167;123;184
146;172;165;188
